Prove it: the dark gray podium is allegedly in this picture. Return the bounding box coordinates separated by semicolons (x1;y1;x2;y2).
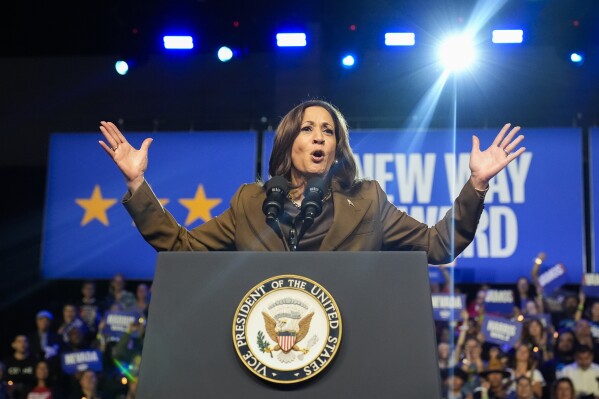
137;251;441;398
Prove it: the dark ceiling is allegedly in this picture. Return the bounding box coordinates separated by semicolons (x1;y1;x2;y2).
2;0;597;56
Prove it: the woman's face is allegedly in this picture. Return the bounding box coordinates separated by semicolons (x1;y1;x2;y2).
516;378;533;398
290;106;337;183
555;381;574;399
528;320;542;337
112;274;125;291
516;345;530;362
557;332;574;352
80;370;97;392
517;278;529;293
35;362;49;380
63;305;76;322
476;289;486;304
525;300;538;315
438;343;450;359
137;284;148;300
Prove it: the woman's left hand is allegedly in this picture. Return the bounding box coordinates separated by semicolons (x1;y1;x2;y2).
469;123;526;190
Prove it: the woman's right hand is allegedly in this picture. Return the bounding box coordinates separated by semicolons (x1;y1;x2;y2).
99;121;153;193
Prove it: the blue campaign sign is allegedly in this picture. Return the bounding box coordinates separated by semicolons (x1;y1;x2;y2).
481;315;522;348
263;128;583;283
43;132;257;279
582;273;599;298
61;350;103;375
102;311;141;340
484;289;515;315
538;263;568;294
431;294;465;321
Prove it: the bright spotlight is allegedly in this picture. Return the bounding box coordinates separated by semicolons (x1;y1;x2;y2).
439;35;476;72
217;46;233;62
341;54;356;68
163;36;194;50
115;60;129;76
570;52;584;65
276;33;307;47
492;29;523;44
385;32;415;46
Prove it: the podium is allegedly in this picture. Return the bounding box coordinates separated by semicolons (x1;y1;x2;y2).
137;252;441;398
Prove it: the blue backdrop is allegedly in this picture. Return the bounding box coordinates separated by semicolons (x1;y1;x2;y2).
43;128;584;283
42;132;257;279
263;128;584;283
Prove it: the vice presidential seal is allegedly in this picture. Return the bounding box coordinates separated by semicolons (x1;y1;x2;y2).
232;275;342;384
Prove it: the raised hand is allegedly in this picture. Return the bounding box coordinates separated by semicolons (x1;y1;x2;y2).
469;123;526;190
98;121;153;193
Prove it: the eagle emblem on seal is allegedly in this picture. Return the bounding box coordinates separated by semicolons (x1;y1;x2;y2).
259;297;316;363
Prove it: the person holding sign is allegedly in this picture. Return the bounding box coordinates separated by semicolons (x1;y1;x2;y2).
99;100;525;261
508;344;545;398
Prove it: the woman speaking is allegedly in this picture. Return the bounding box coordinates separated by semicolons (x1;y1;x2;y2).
98;99;525;263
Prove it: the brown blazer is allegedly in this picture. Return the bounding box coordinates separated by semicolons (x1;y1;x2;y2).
123;179;484;264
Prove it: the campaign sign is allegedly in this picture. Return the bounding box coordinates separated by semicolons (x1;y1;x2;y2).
482;315;522;348
61;350;103;374
484;290;515;315
431;294;466;321
582;274;599;298
102;311;140;340
42;131;256;279
262;127;583;283
538;263;568;294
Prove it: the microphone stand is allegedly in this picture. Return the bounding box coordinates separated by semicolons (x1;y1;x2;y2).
265;216;290;252
288;218;298;251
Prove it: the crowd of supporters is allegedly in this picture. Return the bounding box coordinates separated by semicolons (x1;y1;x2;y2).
437;255;599;399
0;274;149;399
2;255;599;399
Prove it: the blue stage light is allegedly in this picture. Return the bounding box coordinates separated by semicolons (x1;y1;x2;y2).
570;52;584;65
341;54;356;68
492;29;524;44
384;32;416;46
217;46;233;62
115;61;129;76
163;36;194;50
276;33;307;47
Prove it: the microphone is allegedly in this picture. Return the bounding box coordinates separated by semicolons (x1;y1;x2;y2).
262;176;289;224
300;176;325;231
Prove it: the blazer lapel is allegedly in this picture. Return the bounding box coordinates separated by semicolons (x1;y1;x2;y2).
320;186;372;251
245;189;287;251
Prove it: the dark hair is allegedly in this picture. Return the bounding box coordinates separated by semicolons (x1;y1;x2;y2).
62;302;77;311
35;360;49;381
575;344;594;355
509;344;535;371
515;375;532;385
268;100;358;191
551;377;575;399
521;318;545;345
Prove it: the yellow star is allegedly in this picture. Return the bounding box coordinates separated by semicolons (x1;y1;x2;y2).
75;185;118;226
178;184;222;226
